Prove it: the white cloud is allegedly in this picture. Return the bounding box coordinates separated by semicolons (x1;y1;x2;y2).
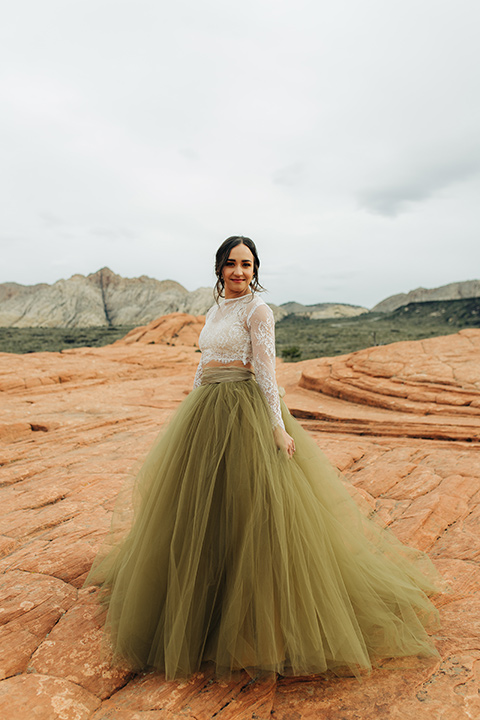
358;140;480;216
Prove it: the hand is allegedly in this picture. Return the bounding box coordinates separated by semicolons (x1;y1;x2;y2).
273;425;296;458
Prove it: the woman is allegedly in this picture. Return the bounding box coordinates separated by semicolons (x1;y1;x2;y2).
87;236;441;681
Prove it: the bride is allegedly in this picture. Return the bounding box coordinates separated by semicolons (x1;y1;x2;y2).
86;235;441;680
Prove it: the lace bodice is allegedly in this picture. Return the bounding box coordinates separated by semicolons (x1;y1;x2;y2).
193;293;285;429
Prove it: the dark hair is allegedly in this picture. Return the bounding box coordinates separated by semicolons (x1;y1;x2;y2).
214;236;265;301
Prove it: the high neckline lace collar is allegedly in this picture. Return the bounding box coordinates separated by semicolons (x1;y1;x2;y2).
222;293;254;304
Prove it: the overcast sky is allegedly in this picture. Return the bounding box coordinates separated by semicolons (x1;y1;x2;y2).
1;0;479;308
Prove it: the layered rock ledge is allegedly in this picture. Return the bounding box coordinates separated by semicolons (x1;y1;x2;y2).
1;317;479;719
278;328;480;442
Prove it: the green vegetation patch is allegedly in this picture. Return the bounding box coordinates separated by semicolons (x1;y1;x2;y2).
0;326;136;354
1;297;479;357
275;298;480;361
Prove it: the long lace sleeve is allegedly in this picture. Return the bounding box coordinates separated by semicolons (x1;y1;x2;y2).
193;356;204;389
193;307;213;389
248;304;285;430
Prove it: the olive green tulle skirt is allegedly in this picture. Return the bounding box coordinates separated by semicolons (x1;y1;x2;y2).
86;367;442;680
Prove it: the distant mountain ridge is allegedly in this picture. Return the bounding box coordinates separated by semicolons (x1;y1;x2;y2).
276;301;367;320
372;279;480;313
0;268;214;328
0;268;368;328
0;269;478;328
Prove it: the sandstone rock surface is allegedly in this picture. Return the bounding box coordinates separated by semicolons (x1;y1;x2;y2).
282;328;480;442
115;312;205;347
1;318;479;718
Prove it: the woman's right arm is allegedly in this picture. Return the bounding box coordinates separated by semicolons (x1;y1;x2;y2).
193;356;204;389
193;306;214;389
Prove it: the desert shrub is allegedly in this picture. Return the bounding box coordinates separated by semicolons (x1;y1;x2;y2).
281;345;302;361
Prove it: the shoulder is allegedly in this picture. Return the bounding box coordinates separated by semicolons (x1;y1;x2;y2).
246;295;274;326
205;303;218;320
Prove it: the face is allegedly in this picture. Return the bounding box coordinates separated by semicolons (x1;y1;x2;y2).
222;243;255;298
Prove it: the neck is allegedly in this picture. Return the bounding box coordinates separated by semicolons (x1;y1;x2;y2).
224;290;252;300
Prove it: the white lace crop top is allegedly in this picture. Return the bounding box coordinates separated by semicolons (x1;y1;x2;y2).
193;293;285;429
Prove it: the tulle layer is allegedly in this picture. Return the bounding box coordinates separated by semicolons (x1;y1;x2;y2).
86;370;442;680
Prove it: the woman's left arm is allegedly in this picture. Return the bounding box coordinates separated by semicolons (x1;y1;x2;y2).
249;304;296;457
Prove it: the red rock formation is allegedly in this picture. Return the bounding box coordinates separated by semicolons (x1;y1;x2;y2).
114;311;205;347
298;329;480;414
0;320;479;718
278;329;480;442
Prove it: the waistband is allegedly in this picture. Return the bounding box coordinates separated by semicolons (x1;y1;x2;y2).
201;366;255;385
